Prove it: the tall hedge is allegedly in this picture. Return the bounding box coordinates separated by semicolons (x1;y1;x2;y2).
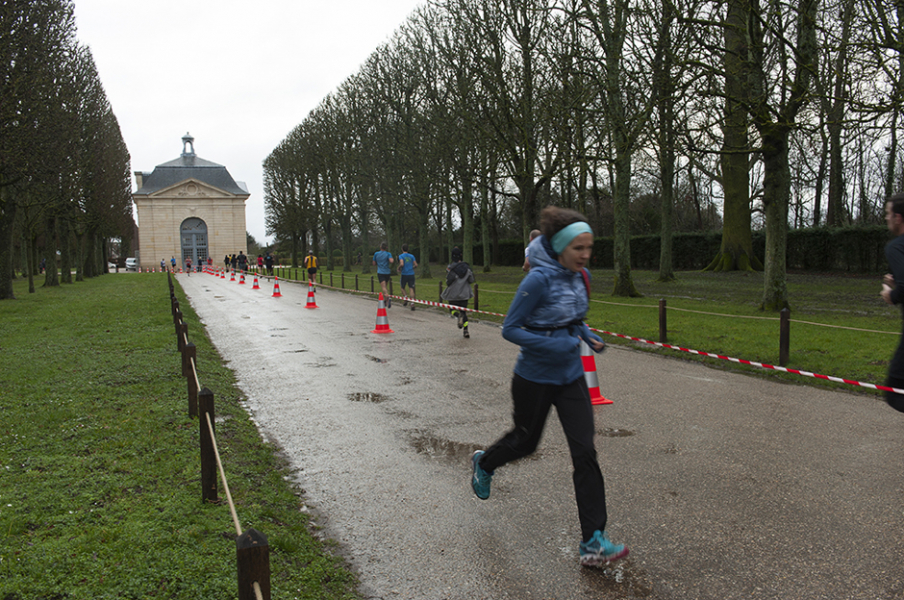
479;226;891;273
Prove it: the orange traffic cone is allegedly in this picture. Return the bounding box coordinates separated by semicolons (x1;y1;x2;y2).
252;276;260;289
581;340;613;405
371;293;394;333
239;272;246;285
272;277;282;297
230;270;235;282
220;269;225;279
305;283;319;309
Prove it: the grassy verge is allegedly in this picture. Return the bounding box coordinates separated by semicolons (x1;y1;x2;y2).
0;275;360;600
300;264;897;393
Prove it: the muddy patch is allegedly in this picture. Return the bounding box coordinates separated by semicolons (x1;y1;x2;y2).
348;392;391;403
408;431;476;461
598;427;635;437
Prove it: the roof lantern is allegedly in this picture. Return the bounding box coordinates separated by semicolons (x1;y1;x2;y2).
182;132;195;157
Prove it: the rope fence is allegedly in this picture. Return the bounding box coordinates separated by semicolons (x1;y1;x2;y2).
168;273;270;600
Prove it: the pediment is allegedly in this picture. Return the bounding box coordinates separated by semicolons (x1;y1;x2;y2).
148;178;238;199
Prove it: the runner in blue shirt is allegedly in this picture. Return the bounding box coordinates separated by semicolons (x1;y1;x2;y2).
398;244;418;311
372;242;395;308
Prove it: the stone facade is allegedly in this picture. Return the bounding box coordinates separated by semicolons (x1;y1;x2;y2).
132;134;249;270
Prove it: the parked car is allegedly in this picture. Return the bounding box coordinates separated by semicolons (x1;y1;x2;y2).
125;258;138;271
107;262;116;271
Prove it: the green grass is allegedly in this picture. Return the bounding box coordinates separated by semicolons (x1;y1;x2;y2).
0;275;361;600
298;264;897;393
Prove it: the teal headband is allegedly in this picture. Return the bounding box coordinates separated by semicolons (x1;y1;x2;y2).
551;221;593;254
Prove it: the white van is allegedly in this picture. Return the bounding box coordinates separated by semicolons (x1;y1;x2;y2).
125;258;138;271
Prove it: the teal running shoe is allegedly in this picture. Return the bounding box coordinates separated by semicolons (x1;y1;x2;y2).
470;450;492;499
579;530;629;567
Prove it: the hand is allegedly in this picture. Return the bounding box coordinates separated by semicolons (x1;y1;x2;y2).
882;283;894;305
884;273;895;287
590;338;606;353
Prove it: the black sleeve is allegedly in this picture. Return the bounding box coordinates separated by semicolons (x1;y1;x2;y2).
888;239;904;305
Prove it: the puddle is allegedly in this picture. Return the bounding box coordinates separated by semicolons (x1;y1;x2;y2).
408;432;476;461
598;428;634;437
579;559;653;597
348;392;390;403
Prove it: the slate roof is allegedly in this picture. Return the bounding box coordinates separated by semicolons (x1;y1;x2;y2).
134;142;249;197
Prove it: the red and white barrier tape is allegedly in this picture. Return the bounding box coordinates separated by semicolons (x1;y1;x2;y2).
585;326;904;396
217;274;904;396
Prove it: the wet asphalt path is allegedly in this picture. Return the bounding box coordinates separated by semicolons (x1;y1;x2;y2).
178;272;904;600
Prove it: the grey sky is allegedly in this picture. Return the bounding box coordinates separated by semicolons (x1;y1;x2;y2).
72;0;424;245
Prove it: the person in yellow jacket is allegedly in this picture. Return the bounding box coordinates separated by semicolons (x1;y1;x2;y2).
304;250;318;283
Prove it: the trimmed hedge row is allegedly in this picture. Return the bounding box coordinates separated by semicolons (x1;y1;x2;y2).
475;226;891;273
321;226;890;273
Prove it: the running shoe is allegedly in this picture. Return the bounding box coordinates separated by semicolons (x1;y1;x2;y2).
470;450;492;499
579;530;629;567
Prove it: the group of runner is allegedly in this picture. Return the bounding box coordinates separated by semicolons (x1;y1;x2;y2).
370;242;475;337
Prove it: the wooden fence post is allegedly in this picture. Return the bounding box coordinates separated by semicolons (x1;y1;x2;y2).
174;312;184;351
187;356;198;419
779;308;790;366
389;278;393;297
474;284;479;312
659;299;667;344
371;276;374;293
439;281;443;301
178;322;188;353
355;274;359;291
330;272;333;287
199;387;218;502
182;341;195;378
237;528;271;600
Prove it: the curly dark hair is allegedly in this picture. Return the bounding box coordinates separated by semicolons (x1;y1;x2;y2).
539;206;589;239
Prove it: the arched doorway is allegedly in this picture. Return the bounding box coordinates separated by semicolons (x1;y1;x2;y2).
180;217;208;270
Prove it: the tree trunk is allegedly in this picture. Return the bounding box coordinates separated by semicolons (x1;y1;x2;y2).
0;188;16;299
418;200;432;279
706;0;760;272
655;7;675;283
59;215;72;284
459;176;474;266
43;215;59;287
480;170;491;272
761;132;791;311
290;231;299;269
26;231;36;293
611;146;640;297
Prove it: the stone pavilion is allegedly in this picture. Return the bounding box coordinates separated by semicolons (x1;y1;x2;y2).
132;133;249;270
